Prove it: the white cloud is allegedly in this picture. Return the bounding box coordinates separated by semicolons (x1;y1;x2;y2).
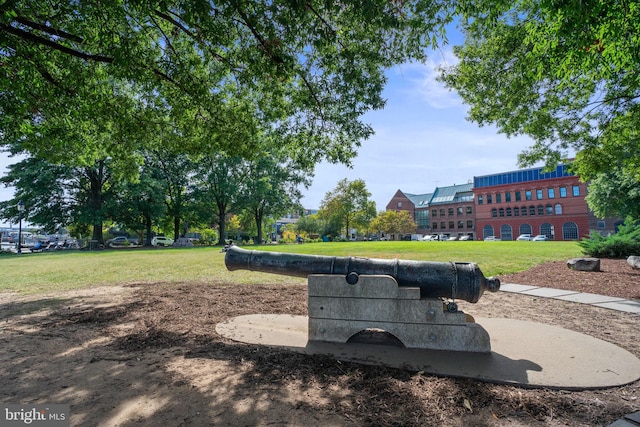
395;49;462;110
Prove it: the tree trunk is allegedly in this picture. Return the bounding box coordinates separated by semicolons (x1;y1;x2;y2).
217;212;226;246
92;223;103;242
87;163;105;244
254;208;263;244
144;214;153;246
173;215;180;240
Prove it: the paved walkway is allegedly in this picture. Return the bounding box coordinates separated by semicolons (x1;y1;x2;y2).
499;285;640;427
500;283;640;314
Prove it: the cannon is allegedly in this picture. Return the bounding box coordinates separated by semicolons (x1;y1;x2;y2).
224;246;500;303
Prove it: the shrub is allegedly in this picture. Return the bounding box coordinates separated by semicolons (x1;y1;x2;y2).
579;222;640;258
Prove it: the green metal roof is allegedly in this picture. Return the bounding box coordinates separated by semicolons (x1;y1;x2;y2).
404;192;433;208
429;183;474;205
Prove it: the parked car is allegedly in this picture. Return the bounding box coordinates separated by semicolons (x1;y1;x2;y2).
421;235;435;241
484;236;501;241
447;236;458;241
459;235;472;241
152;236;174;246
108;236;130;247
516;234;533;241
532;235;549;241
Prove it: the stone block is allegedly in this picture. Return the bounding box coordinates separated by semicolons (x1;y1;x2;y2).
307;274;491;353
567;257;601;272
628;256;640;270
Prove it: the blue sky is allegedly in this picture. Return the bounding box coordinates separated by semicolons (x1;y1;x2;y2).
299;48;538;211
0;38;541;222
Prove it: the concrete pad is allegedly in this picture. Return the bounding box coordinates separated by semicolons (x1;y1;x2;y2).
216;314;640;390
518;288;580;298
626;411;640;423
556;293;626;304
593;300;640;314
499;283;540;293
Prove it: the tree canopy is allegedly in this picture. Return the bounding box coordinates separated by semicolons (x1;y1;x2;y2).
441;0;640;181
319;178;376;239
1;0;452;168
369;210;417;237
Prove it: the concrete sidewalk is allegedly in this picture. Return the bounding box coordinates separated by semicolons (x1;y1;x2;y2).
500;283;640;314
501;284;640;427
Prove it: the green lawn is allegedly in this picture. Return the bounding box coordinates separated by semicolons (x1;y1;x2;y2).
0;241;583;295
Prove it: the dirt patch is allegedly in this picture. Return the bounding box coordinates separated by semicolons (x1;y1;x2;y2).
0;260;639;426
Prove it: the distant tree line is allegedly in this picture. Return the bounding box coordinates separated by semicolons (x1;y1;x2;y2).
0;145;309;246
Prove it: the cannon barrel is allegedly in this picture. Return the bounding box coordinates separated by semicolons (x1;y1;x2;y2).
225;246;500;303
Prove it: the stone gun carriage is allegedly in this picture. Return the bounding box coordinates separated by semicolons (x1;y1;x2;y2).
225;246;500;352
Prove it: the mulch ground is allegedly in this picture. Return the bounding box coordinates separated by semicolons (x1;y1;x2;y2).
0;258;638;426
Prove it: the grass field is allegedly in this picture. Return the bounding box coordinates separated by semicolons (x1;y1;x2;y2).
0;241;583;295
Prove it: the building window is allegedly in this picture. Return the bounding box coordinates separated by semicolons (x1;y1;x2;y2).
506;208;512;217
499;208;505;217
496;193;502;203
467;220;473;228
541;223;554;239
514;207;520;216
466;206;473;214
525;190;532;201
529;206;536;215
458;221;464;229
482;225;494;239
500;224;513;241
563;222;579;240
433;222;438;230
572;185;580;196
548;188;555;199
560;187;567;198
457;207;464;215
545;204;553;215
441;222;446;229
515;191;522;202
491;208;498;218
505;192;511;202
448;208;454;216
519;224;532;235
432;209;437;217
397;201;402;208
521;206;527;216
440;209;445;216
478;196;483;205
536;189;543;200
415;210;430;228
555;204;562;214
487;195;493;204
449;221;455;229
537;205;544;215
597;221;605;229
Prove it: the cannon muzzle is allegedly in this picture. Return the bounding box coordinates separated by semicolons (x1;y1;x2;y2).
225;246;500;303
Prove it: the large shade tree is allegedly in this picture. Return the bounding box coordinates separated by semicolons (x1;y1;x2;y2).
240;149;311;244
191;152;246;246
441;0;640;181
319;178;376;239
0;0;453;169
0;154;116;242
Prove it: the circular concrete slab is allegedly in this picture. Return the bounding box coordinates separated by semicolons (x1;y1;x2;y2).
216;314;640;390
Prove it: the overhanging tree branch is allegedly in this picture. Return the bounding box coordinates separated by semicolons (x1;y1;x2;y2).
0;22;113;63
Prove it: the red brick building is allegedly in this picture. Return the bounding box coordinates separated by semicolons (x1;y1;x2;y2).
385;190;432;235
473;165;592;240
386;164;622;241
385;184;475;239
